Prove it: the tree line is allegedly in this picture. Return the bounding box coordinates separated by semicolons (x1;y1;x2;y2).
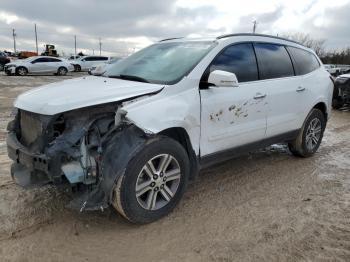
285;33;350;65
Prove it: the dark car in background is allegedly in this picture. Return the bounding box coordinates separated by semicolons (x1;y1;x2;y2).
332;74;350;109
0;52;11;71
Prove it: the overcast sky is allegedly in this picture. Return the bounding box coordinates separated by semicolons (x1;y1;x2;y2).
0;0;350;56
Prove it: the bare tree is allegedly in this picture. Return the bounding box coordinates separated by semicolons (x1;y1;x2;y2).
283;33;326;57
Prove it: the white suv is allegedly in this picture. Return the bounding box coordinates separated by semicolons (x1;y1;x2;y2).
71;56;109;71
7;34;333;224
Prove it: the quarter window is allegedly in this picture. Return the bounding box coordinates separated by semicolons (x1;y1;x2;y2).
254;43;294;80
209;43;259;82
287;46;320;75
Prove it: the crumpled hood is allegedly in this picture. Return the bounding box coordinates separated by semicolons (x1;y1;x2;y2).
15;76;164;115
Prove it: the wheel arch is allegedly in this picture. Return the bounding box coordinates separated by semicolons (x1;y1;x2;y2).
313;101;328;120
158;127;199;181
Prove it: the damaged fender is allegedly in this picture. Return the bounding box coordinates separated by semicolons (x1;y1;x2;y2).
68;124;149;211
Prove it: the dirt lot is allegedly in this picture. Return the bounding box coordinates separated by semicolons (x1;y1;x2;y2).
0;72;349;262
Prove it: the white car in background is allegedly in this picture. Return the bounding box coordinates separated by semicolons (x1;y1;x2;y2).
4;56;74;76
324;64;341;76
71;56;109;72
88;57;122;76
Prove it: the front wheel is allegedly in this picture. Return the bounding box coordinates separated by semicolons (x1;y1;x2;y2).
288;109;326;157
16;66;28;76
112;136;190;224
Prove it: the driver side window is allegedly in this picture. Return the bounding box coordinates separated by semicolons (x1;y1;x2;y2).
209;43;259;83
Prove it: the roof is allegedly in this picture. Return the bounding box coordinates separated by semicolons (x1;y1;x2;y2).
159;33;304;47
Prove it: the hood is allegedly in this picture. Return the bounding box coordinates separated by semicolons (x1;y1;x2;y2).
15;76;164;115
7;60;25;66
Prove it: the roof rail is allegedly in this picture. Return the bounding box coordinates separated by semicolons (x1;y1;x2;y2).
216;33;303;46
159;37;184;42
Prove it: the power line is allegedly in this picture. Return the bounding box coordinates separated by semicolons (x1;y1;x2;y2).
34;23;38;54
252;20;258;34
74;35;77;56
12;28;16;53
99;37;102;55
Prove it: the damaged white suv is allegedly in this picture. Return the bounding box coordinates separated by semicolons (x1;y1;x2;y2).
7;34;333;224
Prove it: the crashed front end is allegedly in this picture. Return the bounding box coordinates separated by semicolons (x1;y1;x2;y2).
7;103;148;211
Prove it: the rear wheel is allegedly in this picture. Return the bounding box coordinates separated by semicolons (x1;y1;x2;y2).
16;66;28;76
0;63;4;71
57;66;68;76
288;109;326;157
112;136;190;224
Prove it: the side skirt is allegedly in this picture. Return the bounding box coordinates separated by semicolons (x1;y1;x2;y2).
199;129;300;169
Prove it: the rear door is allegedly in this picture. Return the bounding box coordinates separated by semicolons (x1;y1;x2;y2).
253;43;299;138
200;43;268;156
286;46;323;127
46;57;61;72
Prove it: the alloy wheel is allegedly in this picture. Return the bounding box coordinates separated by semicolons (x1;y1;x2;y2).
305;118;322;151
135;154;181;211
18;68;27;76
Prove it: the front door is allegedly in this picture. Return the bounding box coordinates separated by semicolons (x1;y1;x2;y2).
199;43;267;156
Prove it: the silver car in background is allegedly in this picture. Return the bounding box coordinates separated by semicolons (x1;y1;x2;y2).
4;56;74;76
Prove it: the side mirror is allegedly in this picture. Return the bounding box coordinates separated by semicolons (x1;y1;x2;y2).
208;70;239;88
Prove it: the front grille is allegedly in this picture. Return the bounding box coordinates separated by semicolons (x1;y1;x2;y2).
19;110;44;146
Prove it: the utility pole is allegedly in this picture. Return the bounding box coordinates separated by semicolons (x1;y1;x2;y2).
252;20;258;34
34;23;38;54
99;37;102;56
74;35;77;57
12;29;17;53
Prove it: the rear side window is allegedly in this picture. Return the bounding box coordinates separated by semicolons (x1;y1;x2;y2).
47;58;61;62
84;57;96;61
254;43;294;80
287;47;320;75
209;43;258;82
33;58;48;63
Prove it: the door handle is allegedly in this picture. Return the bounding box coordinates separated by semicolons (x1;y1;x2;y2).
254;93;267;99
296;86;306;92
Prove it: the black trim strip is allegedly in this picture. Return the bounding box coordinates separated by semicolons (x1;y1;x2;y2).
199;130;300;169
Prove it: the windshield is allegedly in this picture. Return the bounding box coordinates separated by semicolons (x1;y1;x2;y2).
105;41;216;84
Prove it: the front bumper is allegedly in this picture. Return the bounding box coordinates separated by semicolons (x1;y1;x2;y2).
4;66;16;75
7;132;51;187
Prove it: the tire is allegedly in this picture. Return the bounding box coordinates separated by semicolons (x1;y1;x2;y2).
111;136;190;224
288;109;326;157
57;66;68;76
75;65;81;72
0;63;4;71
16;66;28;76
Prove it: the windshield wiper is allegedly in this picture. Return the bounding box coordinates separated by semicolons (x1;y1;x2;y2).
109;74;150;83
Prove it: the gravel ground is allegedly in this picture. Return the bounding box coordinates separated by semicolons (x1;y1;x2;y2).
0;72;349;262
